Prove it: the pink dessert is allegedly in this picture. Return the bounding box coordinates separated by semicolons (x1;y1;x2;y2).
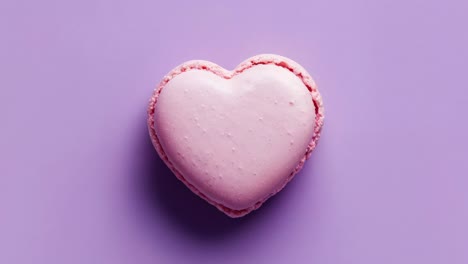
148;54;324;217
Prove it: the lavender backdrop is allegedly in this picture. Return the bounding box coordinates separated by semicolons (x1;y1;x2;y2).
1;0;467;263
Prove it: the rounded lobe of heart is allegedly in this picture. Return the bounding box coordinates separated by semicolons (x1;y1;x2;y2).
153;64;316;211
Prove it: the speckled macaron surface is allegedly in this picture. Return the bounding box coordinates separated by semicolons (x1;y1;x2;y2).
148;54;324;217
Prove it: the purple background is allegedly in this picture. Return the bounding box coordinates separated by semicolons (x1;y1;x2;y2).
1;0;467;263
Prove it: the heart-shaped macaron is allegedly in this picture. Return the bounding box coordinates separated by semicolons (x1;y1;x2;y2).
148;54;324;217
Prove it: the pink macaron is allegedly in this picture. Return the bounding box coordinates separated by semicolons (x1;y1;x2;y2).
148;54;324;217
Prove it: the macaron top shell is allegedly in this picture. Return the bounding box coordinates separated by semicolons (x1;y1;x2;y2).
148;54;324;217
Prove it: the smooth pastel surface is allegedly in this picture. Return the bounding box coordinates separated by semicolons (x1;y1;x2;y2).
154;64;316;212
2;0;468;263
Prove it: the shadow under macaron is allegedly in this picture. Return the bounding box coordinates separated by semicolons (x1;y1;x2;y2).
136;112;322;244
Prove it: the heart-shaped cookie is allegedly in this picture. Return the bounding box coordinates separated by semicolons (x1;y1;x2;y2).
148;54;324;217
